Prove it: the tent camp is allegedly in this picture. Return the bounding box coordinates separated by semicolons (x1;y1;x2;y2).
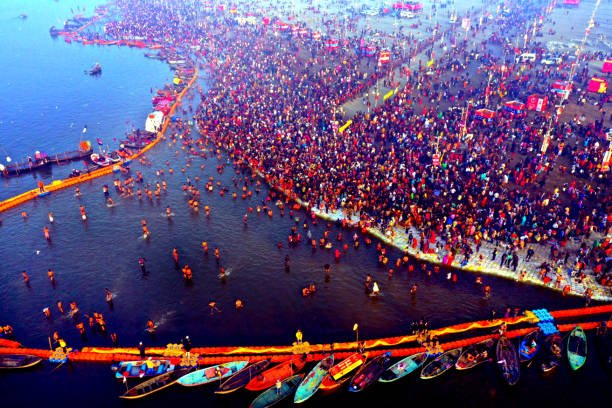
527;94;548;112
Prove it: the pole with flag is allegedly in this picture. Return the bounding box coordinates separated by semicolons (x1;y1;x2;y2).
353;323;359;350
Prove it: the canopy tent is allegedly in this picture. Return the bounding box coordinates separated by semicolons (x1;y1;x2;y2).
527;94;548;111
325;38;339;51
587;77;608;93
378;50;391;65
563;0;580;5
603;59;612;73
473;108;496;121
145;111;164;133
551;80;572;97
503;100;526;116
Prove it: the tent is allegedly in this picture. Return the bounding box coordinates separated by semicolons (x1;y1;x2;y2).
378;50;391;65
551;80;572;97
325;38;339;51
503;100;526;116
393;2;423;12
145;111;164;133
603;59;612;73
474;108;496;121
362;44;376;57
527;94;548;111
563;0;580;5
587;77;608;93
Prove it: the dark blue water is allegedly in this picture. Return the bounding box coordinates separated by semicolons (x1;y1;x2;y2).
0;1;609;407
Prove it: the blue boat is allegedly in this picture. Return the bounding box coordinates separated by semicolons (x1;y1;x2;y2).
177;360;248;386
518;329;542;363
250;374;304;408
379;352;426;382
294;354;334;403
112;358;174;379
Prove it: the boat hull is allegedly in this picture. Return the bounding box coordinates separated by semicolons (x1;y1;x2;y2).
567;326;587;371
421;348;461;379
379;352;427;382
249;374;303;408
177;360;248;386
294;354;334;403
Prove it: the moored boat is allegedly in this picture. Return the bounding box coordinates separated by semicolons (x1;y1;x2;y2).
177;360;248;387
348;351;392;392
379;351;427;382
90;153;112;167
496;336;520;385
293;354;334;403
0;153;49;176
320;352;367;391
245;355;307;391
0;354;43;370
594;323;611;373
540;333;563;373
421;348;461;379
518;329;542;363
48;147;93;164
567;326;587;371
119;367;192;400
456;339;495;370
249;374;303;408
112;358;174;379
215;359;271;394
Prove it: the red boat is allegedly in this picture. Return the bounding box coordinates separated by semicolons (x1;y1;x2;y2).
319;352;368;392
245;355;307;391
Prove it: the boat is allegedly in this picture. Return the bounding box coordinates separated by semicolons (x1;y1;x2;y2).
249;374;303;408
594;323;611;374
518;329;542;363
112;358;174;379
379;351;427;382
320;352;367;391
89;62;102;75
90;153;112;167
177;360;248;387
0;152;49;176
0;354;43;370
215;359;271;394
540;333;563;373
348;351;392;392
293;354;334;403
567;326;587;371
119;367;192;400
47;147;93;164
496;336;520;385
421;348;461;379
456;339;495;370
245;355;307;391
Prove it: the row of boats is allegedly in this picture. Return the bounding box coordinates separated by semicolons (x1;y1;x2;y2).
104;326;591;406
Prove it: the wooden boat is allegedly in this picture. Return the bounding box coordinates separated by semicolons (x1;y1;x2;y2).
518;329;542;363
215;359;271;394
320;352;367;391
496;336;520;385
379;351;427;382
90;153;112;167
293;354;334;403
0;354;43;370
421;348;461;379
348;351;392;392
177;360;248;387
594;323;611;374
249;374;303;408
1;156;49;176
112;358;174;379
245;355;307;391
119;367;192;400
540;333;563;373
47;148;93;164
456;339;495;370
567;326;587;371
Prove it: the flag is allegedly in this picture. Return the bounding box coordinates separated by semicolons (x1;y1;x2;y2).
96;138;103;146
353;323;358;331
82;125;87;134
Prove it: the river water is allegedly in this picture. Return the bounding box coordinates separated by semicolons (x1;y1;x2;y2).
0;1;609;407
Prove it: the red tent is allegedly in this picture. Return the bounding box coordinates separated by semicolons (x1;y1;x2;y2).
474;108;496;120
587;77;608;93
551;80;572;97
602;59;612;73
527;94;548;111
503;100;525;116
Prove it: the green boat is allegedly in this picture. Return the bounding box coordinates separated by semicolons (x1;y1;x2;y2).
567;326;587;371
379;352;427;382
177;360;248;386
249;374;303;408
294;354;334;404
